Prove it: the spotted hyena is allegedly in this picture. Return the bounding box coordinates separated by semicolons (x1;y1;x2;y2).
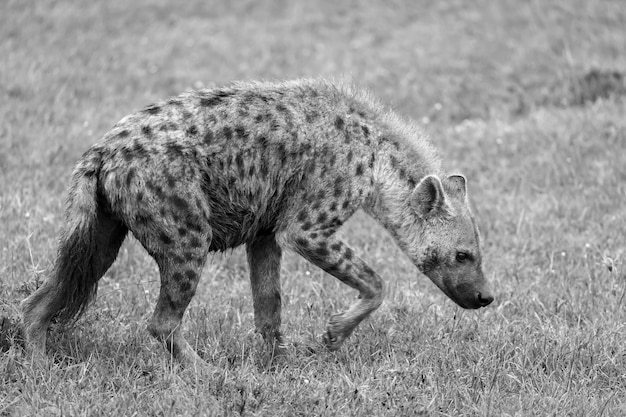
21;79;493;366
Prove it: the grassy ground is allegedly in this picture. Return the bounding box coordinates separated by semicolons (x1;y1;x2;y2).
1;0;625;415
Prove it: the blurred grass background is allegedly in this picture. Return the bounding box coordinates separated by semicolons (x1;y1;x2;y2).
1;0;625;415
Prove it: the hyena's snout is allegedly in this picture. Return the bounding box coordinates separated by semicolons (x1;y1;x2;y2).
453;280;494;309
475;288;494;308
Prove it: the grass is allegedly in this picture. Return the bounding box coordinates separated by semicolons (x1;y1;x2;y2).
1;0;625;415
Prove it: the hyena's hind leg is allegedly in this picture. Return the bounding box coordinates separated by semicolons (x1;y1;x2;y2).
246;233;287;353
146;234;211;367
20;214;128;357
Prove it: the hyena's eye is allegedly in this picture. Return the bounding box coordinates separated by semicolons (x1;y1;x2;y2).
455;251;470;263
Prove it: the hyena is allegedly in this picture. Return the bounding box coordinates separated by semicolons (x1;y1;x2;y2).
21;79;493;366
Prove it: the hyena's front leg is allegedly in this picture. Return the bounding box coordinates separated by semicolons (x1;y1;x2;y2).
246;233;287;352
289;233;384;350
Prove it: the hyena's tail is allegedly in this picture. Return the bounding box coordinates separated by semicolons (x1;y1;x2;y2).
21;152;128;353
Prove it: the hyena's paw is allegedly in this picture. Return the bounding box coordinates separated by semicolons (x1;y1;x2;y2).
322;313;352;351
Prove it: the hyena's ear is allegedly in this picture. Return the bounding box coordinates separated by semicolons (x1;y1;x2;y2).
411;175;451;218
443;174;467;200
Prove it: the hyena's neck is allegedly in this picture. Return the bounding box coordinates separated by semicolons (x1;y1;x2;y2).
363;115;442;248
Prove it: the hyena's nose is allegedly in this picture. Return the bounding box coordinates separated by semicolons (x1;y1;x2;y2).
477;292;494;307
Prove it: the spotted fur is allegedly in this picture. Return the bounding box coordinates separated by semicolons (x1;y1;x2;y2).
21;79;493;366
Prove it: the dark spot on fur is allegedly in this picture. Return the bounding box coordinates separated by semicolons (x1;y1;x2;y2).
223;126;233;140
136;213;152;225
369;153;375;168
178;227;188;236
347;150;353;163
328;153;337;167
326;262;342;273
131;141;148;158
199;90;233;107
389;155;398;169
166;174;176;189
187;125;198;136
295;237;309;248
159;122;175;132
248;164;256;176
173;272;184;282
317;212;328;224
297;210;308;223
120;147;134;162
180;281;192;293
331;243;342;252
203;129;214;143
276;103;288;113
141;125;152;138
312;201;321;210
255;114;264;123
302;221;313;231
166;142;185;157
144;104;161;115
170;195;188;210
329;202;337;211
260;162;269;179
361;125;369;137
234;125;246;139
330;217;342;227
159;232;172;245
126;168;135;187
117;129;130;138
147;181;165;199
137;191;144;201
168;98;183;106
310;232;318;239
334;116;344;130
276;143;287;163
185;219;203;233
185;270;198;281
419;249;440;273
305;111;318;123
190;236;202;248
256;135;269;148
355;163;364;176
316;245;330;258
235;153;245;177
399;168;406;179
344;247;354;260
334;178;343;198
200;97;220;107
165;293;177;310
317;190;326;200
269;116;281;132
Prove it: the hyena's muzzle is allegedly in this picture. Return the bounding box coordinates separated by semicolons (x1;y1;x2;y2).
428;269;494;309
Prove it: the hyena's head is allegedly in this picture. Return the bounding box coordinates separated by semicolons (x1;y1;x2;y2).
407;174;493;309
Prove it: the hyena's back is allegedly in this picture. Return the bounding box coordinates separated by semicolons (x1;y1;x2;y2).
92;79;377;254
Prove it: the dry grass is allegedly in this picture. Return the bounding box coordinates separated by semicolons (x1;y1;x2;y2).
1;0;625;415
